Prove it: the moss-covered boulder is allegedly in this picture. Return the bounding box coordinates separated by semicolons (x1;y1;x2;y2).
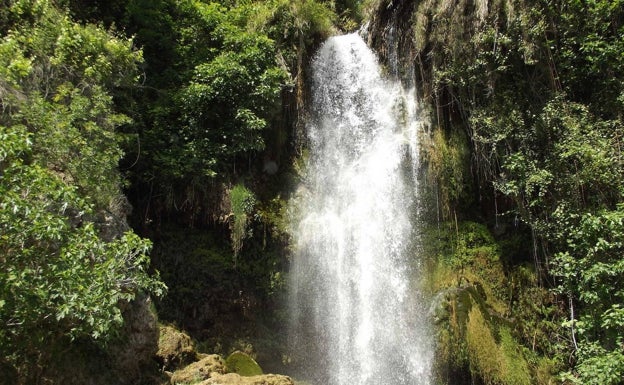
169;353;291;385
157;324;197;371
225;351;264;377
170;354;226;384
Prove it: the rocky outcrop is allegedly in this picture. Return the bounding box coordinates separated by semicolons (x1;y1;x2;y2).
366;0;418;85
169;355;226;384
168;354;293;385
156;324;198;371
159;325;293;385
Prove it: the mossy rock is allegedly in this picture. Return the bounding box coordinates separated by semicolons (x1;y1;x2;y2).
433;284;533;385
157;324;197;371
466;307;531;385
170;355;226;384
225;351;263;377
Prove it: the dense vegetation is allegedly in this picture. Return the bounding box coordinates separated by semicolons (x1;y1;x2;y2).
0;0;356;383
411;0;624;383
0;1;167;382
1;0;623;384
108;0;348;359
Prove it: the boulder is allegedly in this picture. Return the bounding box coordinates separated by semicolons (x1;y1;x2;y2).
157;324;197;371
170;355;226;384
225;351;263;377
200;373;295;385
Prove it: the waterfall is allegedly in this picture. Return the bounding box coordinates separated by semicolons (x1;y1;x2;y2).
288;33;432;385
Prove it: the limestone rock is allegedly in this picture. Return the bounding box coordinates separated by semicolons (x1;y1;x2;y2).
157;324;197;371
170;355;226;384
200;373;295;385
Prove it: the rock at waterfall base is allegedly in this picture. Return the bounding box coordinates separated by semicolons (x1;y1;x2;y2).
157;324;198;370
169;355;293;385
167;349;294;385
170;355;226;384
225;351;263;376
199;373;294;385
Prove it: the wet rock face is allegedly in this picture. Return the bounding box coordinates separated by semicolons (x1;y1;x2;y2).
365;0;418;84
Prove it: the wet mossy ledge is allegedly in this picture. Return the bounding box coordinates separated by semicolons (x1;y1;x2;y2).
425;222;558;385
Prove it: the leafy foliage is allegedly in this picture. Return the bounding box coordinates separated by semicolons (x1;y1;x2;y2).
415;0;624;381
0;0;354;382
230;184;257;264
0;0;142;208
0;1;164;380
122;0;298;225
0;123;164;379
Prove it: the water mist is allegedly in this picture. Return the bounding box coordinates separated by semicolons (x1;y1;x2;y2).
288;33;432;385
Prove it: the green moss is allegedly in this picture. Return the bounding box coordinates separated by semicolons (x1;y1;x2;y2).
169;355;226;384
422;128;471;220
427;220;541;384
466;307;500;384
534;357;558;385
444;291;470;369
498;327;531;385
256;195;291;243
225;351;264;377
465;307;531;385
425;221;508;312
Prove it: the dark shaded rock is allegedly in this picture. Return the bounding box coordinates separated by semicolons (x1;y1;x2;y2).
109;294;160;383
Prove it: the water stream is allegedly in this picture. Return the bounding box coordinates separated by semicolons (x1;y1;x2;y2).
288;33;432;385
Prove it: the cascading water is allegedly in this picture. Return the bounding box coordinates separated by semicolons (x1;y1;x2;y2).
289;33;432;385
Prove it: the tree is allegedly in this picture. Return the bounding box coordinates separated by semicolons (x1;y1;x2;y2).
124;0;291;225
0;1;165;379
0;126;163;364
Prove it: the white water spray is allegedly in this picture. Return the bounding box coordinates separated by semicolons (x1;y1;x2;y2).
289;34;431;385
